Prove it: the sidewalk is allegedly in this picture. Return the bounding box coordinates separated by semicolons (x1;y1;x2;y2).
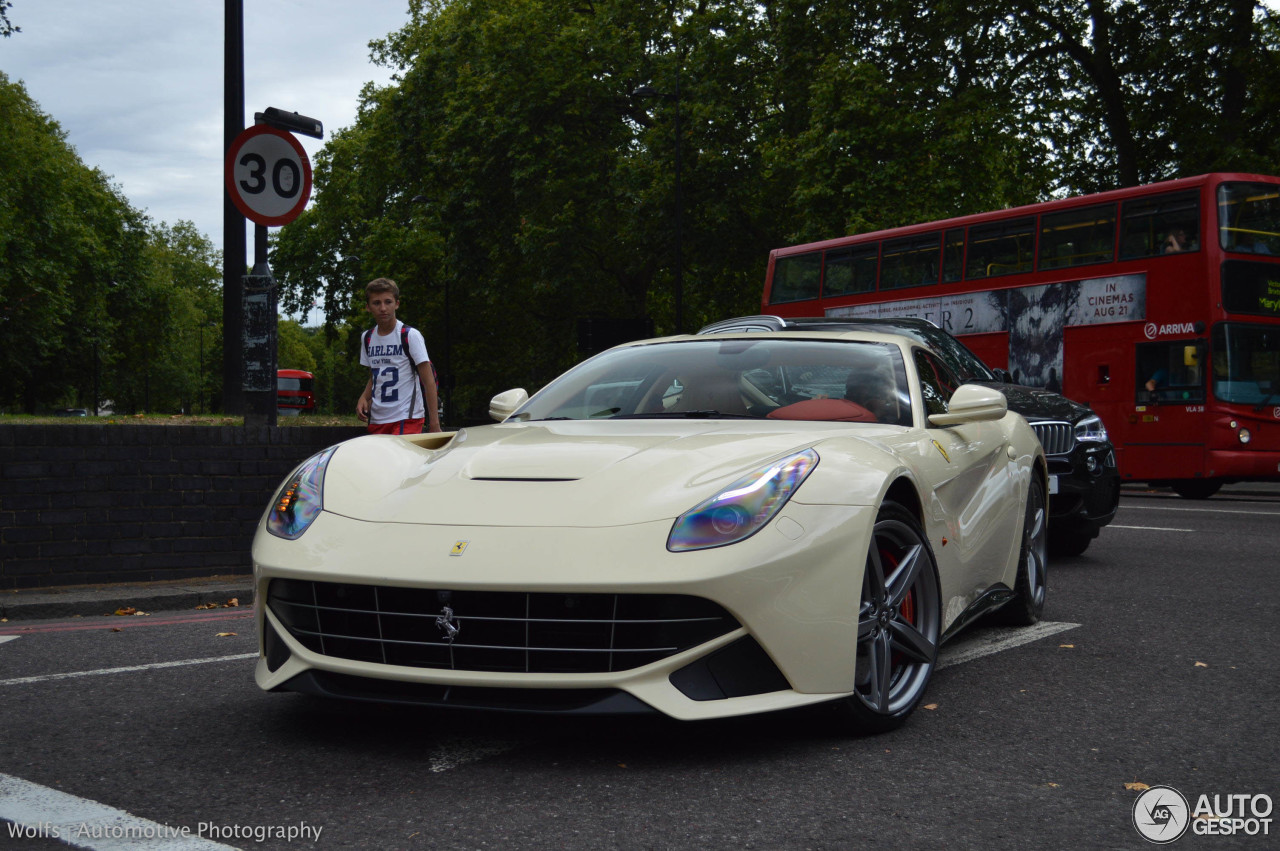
0;575;254;622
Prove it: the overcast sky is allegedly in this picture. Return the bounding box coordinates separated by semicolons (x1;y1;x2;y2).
2;0;412;261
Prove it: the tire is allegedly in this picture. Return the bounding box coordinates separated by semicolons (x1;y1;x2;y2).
1172;479;1221;500
827;501;941;734
1047;521;1096;558
998;473;1048;625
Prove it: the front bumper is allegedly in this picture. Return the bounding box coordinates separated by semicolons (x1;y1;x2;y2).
252;502;875;721
1046;443;1120;533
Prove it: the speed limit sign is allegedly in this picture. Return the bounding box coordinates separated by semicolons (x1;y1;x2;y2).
225;124;313;226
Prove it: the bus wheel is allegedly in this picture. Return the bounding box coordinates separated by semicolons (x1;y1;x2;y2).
1171;480;1222;500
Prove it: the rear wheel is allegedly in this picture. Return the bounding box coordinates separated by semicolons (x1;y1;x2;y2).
998;473;1048;625
829;501;941;734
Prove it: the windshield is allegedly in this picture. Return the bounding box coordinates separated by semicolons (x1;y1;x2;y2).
1219;182;1280;256
513;339;914;426
1212;323;1280;406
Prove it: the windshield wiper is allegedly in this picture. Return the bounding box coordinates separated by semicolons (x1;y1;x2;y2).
1253;392;1279;412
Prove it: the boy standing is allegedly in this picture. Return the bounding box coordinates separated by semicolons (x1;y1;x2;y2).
356;278;443;434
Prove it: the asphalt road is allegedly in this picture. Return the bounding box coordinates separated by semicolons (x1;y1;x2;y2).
1;487;1277;850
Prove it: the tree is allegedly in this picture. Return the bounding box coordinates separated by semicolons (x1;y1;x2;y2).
1;72;223;414
1;0;19;38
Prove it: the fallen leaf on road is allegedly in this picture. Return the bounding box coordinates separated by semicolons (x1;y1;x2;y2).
1194;661;1208;668
1125;782;1151;791
215;632;237;637
923;703;938;710
112;607;149;616
1059;643;1074;648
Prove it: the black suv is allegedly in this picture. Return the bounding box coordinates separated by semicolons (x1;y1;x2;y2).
699;315;1120;556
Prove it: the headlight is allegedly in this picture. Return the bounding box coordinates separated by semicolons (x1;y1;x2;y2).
266;447;337;540
667;449;818;552
1075;414;1108;443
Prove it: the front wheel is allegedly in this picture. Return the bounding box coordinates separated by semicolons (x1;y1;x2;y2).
827;501;941;734
998;473;1048;625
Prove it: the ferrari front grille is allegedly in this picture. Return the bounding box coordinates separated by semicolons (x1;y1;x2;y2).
267;579;739;674
1031;421;1075;456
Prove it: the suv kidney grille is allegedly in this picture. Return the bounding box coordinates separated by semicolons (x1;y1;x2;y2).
1031;421;1075;456
268;579;738;674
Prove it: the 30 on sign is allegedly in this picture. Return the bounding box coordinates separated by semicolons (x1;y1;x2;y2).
225;125;313;227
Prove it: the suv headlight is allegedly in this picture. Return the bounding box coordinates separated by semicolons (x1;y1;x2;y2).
1074;414;1108;443
668;449;818;551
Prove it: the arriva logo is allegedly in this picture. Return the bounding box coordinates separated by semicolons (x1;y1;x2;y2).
1144;322;1197;339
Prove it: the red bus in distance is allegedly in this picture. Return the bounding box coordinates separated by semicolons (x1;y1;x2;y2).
762;173;1280;498
276;369;316;416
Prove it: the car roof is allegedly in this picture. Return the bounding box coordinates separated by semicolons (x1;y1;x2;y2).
698;315;943;335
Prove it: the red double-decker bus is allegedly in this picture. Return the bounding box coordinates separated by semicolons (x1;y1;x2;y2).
276;369;316;416
763;173;1280;498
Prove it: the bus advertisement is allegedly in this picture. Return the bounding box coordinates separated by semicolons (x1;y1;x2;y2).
763;173;1280;498
276;369;316;416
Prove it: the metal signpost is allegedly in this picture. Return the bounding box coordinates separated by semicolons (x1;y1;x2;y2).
224;112;319;426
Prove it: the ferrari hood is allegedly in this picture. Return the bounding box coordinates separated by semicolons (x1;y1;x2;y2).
320;420;888;527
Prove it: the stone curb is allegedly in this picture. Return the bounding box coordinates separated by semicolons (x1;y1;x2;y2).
0;576;254;622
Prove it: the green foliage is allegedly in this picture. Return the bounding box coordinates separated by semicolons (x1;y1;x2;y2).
0;73;221;415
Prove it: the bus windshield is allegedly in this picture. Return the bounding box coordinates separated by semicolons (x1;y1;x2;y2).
1212;323;1280;406
1219;182;1280;256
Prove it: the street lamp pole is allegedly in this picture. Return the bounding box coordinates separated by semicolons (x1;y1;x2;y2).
411;195;450;425
634;80;684;334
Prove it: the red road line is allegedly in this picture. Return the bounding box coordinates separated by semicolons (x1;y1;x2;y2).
0;608;254;635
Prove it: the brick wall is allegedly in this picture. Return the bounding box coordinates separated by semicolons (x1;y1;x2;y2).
0;425;365;590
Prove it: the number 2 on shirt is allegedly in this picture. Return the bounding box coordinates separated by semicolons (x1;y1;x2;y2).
374;366;400;402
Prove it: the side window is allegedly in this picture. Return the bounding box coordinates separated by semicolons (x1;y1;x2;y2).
1119;191;1200;258
824;244;879;296
1039;203;1116;270
769;253;822;304
880;232;941;289
914;350;959;416
966;217;1035;279
1136;340;1206;404
942;228;965;283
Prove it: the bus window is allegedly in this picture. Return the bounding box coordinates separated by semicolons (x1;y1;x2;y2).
1039;203;1116;270
1136;340;1205;404
1218;182;1280;256
769;252;822;304
965;217;1035;279
1119;190;1199;258
824;244;879;297
942;227;965;283
880;232;941;290
1211;323;1280;405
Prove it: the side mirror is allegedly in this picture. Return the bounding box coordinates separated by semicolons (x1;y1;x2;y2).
489;388;529;421
928;384;1008;427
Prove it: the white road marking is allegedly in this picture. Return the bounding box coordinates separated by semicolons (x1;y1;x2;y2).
0;654;256;687
1107;524;1195;532
0;636;17;645
939;621;1080;670
0;773;238;850
1122;503;1280;517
